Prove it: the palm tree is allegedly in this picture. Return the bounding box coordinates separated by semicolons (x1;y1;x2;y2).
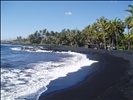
96;17;108;49
125;4;133;50
125;5;133;28
82;25;92;44
90;22;101;49
107;18;124;49
129;28;133;49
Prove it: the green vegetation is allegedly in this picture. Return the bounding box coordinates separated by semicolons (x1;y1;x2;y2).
7;5;133;50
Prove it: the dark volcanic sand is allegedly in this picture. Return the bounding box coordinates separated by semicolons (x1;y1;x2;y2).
39;46;133;100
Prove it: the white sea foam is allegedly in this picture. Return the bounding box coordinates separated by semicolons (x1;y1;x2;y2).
10;47;53;53
11;47;21;51
1;44;22;47
1;50;98;100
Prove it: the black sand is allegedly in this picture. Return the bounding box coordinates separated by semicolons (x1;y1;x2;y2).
39;46;133;100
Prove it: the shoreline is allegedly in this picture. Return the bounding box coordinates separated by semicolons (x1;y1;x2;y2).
39;54;103;99
38;46;133;100
39;60;102;98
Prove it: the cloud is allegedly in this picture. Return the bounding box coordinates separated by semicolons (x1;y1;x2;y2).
65;12;72;15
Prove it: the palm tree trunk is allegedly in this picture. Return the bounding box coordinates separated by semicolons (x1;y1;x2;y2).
112;35;114;50
98;39;100;49
128;27;130;50
116;34;118;50
109;37;111;49
103;32;106;49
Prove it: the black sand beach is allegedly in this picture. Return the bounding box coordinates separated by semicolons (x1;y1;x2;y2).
39;46;133;100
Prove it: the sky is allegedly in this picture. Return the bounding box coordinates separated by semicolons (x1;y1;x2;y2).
1;1;133;40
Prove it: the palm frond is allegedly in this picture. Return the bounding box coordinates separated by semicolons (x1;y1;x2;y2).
128;4;133;8
125;4;133;14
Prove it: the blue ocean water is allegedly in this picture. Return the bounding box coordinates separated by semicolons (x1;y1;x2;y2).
1;44;98;100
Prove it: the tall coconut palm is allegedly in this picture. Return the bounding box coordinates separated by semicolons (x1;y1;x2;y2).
96;17;108;49
91;22;102;49
125;4;133;50
125;5;133;28
115;19;125;49
82;25;93;44
107;18;125;49
129;28;133;49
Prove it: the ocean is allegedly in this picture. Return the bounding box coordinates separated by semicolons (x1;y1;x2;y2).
1;44;98;100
